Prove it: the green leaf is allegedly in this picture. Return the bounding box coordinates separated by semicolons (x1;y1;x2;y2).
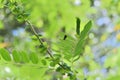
23;12;30;20
41;59;47;65
0;48;11;61
16;15;24;22
50;61;56;67
76;17;81;35
74;39;84;57
12;50;21;63
29;52;39;64
57;35;76;55
53;54;61;59
74;21;92;57
20;51;29;63
80;21;92;39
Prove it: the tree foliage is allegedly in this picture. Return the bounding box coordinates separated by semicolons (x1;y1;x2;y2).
0;0;120;80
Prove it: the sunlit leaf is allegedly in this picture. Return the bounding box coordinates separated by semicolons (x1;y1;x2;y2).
29;52;39;64
20;51;29;63
80;21;92;39
0;48;11;61
74;21;92;57
12;50;21;63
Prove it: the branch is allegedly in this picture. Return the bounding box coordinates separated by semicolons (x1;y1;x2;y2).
26;20;65;69
26;21;43;45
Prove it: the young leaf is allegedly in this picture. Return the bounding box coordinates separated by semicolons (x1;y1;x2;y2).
74;39;84;57
74;21;92;57
0;48;11;61
76;17;81;35
80;21;92;39
29;52;39;64
12;50;21;63
20;51;29;63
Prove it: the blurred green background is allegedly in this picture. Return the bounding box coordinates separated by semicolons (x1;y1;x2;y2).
0;0;120;80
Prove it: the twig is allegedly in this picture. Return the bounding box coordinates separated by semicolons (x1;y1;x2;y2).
26;21;43;45
26;20;65;69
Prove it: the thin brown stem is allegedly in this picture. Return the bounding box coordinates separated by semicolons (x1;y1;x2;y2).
26;20;43;45
26;20;65;69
